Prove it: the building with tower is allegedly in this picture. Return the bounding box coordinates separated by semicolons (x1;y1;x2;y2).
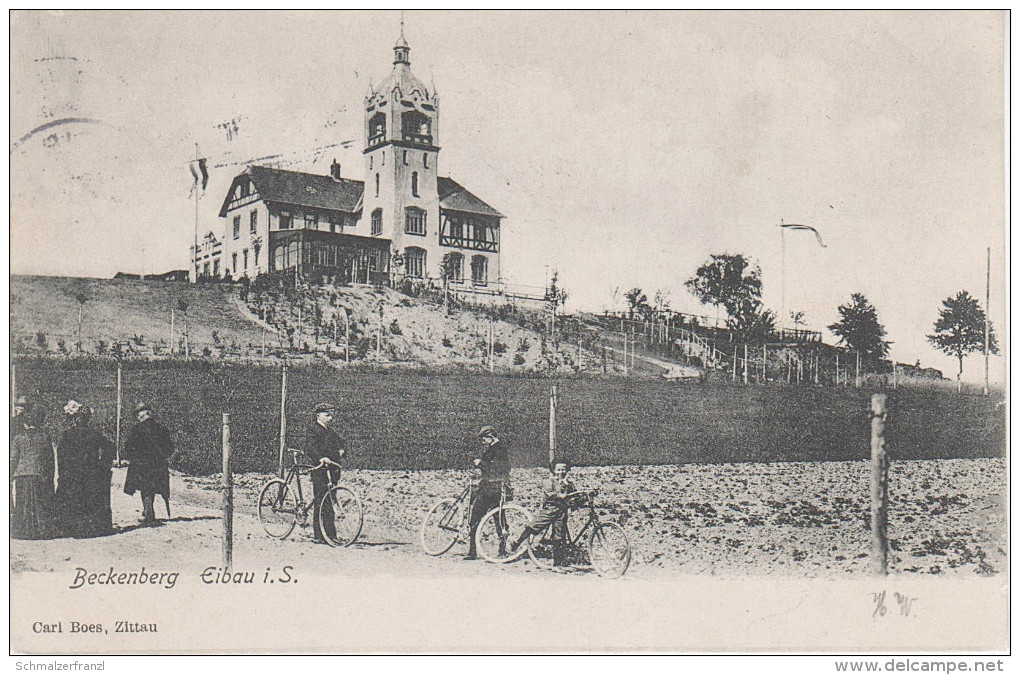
195;31;504;290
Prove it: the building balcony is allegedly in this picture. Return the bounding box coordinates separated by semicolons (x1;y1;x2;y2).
439;234;498;252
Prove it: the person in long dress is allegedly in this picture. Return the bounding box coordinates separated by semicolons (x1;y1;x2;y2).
56;401;115;537
11;405;56;540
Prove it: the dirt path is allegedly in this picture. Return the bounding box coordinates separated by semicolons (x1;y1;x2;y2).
11;459;1005;582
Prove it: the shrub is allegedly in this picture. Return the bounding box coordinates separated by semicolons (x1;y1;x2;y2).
132;334;144;346
35;332;47;349
513;354;526;366
389;319;403;336
57;339;69;354
202;346;213;357
95;340;108;355
442;337;453;348
211;331;220;344
493;341;507;354
518;338;530;353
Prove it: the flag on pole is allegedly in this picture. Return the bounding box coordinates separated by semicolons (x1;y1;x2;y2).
190;158;209;195
780;222;826;247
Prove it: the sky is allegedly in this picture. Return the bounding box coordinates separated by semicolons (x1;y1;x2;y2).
9;10;1007;382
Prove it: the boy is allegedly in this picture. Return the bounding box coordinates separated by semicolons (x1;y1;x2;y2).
510;461;575;554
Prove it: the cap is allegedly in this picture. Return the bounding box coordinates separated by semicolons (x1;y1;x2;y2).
477;425;496;438
133;401;153;415
314;402;337;414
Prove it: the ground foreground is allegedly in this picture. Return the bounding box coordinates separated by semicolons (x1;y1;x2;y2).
11;458;1005;580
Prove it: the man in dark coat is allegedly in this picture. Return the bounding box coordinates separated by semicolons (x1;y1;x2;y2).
306;402;346;544
123;402;173;525
465;424;511;560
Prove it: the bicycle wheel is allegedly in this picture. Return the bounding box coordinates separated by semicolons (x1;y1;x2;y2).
320;486;364;547
475;503;531;564
420;497;462;556
258;479;298;540
526;530;558;570
588;521;631;578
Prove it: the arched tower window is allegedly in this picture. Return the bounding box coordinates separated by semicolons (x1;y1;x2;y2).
404;207;426;235
375;173;380;198
369;113;386;147
371;209;383;236
411;172;419;197
401;111;432;145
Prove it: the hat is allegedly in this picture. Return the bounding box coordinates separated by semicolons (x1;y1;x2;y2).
63;400;84;416
314;402;337;414
133;402;153;415
477;425;496;438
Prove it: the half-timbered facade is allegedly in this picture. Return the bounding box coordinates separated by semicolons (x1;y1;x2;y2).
193;32;503;286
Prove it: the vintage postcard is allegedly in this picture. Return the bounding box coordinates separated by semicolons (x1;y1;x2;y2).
8;10;1008;656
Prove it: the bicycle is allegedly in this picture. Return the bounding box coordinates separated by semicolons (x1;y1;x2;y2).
526;490;631;578
474;483;532;564
419;479;476;556
257;448;364;547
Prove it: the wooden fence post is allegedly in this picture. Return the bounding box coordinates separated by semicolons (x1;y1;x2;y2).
732;346;737;382
548;384;557;468
278;364;288;477
344;310;350;363
115;358;123;464
835;352;840;386
743;344;749;384
856;350;861;389
870;393;889;576
222;413;233;571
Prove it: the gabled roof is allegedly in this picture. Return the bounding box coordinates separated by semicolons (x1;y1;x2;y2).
219;166;364;217
438;177;504;219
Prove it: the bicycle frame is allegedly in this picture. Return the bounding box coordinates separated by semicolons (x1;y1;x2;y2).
540;494;599;546
437;484;473;534
277;451;340;522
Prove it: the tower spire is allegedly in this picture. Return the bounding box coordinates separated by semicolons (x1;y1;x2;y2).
394;11;410;64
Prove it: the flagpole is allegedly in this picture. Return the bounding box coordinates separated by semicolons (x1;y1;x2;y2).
779;221;786;339
194;143;200;283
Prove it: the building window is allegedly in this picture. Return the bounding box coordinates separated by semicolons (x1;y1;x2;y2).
471;255;488;285
405;247;426;278
370;155;374;170
243;249;249;271
232;253;238;275
423;153;429;168
250;210;257;235
254;247;260;266
371;208;383;236
279;210;292;230
403;150;408;165
382;151;385;165
449;217;463;240
241;181;250;198
203;262;210;277
411;171;419;197
405;207;426;236
305;212;318;230
233;216;241;239
449;252;464;282
328;213;340;234
375;173;380;198
213;259;220;277
369;113;386;146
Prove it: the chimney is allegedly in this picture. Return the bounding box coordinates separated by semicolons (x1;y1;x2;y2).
330;159;342;181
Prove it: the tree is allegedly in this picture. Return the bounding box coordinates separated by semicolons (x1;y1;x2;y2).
73;290;88;345
546;269;569;344
653;288;672;318
927;290;999;392
827;293;890;367
685;253;763;331
623;287;649;320
439;252;459;315
728;296;776;342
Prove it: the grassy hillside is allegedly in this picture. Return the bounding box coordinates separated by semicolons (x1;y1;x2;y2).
13;358;1005;476
10;275;265;351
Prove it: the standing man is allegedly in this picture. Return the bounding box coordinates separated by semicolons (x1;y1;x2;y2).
465;424;511;560
307;402;345;544
123;402;173;525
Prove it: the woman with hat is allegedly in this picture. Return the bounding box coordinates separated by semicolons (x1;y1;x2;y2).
123;402;173;525
10;404;57;540
56;401;115;537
